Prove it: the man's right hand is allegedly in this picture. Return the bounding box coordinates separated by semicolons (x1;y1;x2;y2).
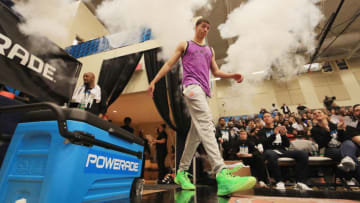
148;82;155;97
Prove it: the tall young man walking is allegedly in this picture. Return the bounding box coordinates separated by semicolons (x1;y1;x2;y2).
148;19;256;196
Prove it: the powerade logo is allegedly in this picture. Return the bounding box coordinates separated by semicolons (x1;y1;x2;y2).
84;149;140;175
0;33;57;82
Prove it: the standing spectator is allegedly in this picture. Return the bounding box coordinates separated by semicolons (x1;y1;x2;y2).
222;121;240;160
71;72;107;117
152;124;168;184
271;103;279;115
138;129;150;178
139;129;150;159
281;104;291;115
121;117;134;134
297;104;307;115
258;112;312;191
215;117;229;145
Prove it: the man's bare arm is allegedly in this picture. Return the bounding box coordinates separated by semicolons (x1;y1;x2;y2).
210;48;243;83
150;42;186;85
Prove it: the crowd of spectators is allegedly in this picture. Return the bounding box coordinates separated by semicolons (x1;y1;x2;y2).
215;102;360;190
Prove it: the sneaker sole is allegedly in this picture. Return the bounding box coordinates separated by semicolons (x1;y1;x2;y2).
217;177;256;196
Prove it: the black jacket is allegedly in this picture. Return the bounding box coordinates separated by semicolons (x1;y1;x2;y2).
311;121;345;148
344;121;360;139
257;127;290;151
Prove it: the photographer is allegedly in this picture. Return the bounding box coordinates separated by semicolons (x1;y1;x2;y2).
323;96;337;111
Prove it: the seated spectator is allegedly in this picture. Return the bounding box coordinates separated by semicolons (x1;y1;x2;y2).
255;118;264;130
311;109;358;183
282;118;294;133
292;117;307;136
259;108;267;119
301;113;309;124
337;104;360;182
306;110;313;121
234;118;244;129
246;120;256;134
273;114;280;127
235;130;268;187
258;112;312;191
311;109;345;161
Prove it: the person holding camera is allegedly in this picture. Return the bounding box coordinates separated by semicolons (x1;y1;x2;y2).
323;96;337;111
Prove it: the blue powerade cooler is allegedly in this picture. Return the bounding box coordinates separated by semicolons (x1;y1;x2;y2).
0;103;144;203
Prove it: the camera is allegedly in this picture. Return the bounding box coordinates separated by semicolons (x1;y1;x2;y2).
323;96;336;110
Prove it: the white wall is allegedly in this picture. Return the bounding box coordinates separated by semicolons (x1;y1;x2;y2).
211;58;360;121
45;1;109;49
75;40;160;89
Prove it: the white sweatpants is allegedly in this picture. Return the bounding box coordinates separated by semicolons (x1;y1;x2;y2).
178;84;225;174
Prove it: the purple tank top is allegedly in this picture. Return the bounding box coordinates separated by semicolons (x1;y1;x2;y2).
181;41;213;97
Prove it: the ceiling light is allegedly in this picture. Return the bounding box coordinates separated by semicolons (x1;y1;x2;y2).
252;71;265;75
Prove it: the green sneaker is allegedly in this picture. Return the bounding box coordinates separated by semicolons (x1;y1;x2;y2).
174;170;196;190
216;168;256;196
175;190;195;203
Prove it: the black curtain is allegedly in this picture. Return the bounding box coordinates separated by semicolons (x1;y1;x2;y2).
166;64;191;170
144;48;192;170
98;52;142;107
144;48;177;130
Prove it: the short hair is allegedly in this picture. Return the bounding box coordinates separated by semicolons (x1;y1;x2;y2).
353;104;360;111
218;117;225;121
124;117;131;124
196;18;210;26
239;129;247;134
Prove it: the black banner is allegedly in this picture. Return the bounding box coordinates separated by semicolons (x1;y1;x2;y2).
0;3;82;104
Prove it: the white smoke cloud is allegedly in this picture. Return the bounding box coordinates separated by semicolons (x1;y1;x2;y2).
96;0;213;59
13;0;77;52
218;0;323;82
